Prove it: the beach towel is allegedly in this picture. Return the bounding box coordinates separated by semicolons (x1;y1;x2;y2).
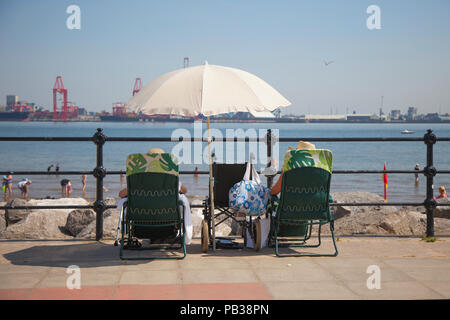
282;149;333;173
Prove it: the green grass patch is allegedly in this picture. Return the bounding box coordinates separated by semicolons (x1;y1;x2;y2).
421;237;437;242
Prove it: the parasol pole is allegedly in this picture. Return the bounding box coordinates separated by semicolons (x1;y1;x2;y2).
207;116;216;251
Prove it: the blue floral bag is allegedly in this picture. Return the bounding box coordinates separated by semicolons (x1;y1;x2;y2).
228;163;270;216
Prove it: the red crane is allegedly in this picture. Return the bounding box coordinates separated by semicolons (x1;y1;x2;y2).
53;76;68;121
132;78;142;96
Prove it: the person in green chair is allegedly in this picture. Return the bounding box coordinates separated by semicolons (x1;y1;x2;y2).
268;140;337;257
270;141;316;196
118;148;192;245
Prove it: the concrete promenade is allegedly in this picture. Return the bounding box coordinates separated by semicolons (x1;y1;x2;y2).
1;236;450;300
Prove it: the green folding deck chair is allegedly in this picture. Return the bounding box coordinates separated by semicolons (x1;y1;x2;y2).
119;152;186;260
269;148;338;257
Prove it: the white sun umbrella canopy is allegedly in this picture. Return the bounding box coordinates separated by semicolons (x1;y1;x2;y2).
126;62;291;116
126;62;291;251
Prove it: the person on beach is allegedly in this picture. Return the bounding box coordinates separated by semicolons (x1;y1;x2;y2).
435;186;448;199
82;174;87;192
2;174;13;201
55;163;60;174
414;164;420;184
1;178;5;198
118;148;193;245
47;164;54;173
17;178;31;199
194;167;200;178
270;141;316;196
120;170;125;185
60;178;72;197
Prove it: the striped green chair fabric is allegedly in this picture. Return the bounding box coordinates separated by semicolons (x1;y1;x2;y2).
269;149;338;257
119;152;186;260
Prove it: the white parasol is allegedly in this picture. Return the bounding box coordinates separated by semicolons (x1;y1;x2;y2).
127;61;291;250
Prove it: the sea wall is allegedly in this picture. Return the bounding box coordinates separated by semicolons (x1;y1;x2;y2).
0;193;449;240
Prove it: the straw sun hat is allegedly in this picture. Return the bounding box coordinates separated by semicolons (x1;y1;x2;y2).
148;148;165;154
289;141;316;150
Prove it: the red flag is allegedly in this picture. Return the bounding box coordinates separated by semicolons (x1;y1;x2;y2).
382;162;388;203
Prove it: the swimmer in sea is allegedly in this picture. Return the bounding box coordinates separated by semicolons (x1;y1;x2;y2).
414;164;420;184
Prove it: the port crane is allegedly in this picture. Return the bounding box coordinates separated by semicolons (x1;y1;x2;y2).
132;78;142;96
53;76;78;121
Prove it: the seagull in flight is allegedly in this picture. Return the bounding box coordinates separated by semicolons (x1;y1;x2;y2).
324;60;334;66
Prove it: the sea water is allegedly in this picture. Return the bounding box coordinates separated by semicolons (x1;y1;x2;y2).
0;121;449;203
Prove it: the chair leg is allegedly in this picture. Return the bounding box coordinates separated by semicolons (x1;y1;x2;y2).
270;222;310;249
119;220;126;260
180;219;187;259
292;223;322;248
304;222;313;241
274;222;338;257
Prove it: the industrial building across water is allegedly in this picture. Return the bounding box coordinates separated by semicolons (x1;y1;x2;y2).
1;73;449;123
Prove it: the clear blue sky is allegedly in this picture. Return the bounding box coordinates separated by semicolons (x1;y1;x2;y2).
1;0;449;115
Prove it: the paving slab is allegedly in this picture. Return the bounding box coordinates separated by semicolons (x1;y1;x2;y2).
120;270;180;285
343;281;445;300
262;280;360;300
181;269;259;284
322;266;415;282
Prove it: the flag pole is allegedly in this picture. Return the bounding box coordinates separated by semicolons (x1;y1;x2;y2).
383;162;388;203
207;116;216;251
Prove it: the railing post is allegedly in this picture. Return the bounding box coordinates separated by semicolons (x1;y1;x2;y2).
266;129;273;189
423;129;437;238
92;128;107;241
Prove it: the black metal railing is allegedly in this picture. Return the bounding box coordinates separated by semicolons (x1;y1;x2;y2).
1;128;449;240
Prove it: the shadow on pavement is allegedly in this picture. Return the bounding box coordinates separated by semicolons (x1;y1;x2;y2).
2;237;340;267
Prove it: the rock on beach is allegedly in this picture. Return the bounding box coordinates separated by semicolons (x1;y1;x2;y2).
329;192;450;236
1;198;90;239
331;192;398;220
75;207;120;239
65;209;96;236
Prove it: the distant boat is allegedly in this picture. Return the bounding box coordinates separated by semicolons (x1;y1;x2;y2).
401;129;415;134
0;111;31;121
